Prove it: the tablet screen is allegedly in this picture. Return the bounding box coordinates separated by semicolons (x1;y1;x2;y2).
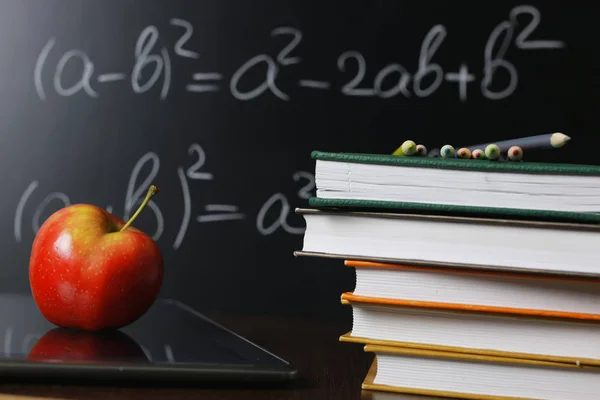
0;294;295;381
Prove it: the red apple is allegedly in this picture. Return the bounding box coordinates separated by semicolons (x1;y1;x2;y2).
27;327;148;363
29;185;163;331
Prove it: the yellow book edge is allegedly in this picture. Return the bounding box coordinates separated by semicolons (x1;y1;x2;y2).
363;344;600;371
361;345;600;400
340;331;600;367
362;358;521;400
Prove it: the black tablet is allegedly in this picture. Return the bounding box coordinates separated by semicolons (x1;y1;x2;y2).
0;293;297;383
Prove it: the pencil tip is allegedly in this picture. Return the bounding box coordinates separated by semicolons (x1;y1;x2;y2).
551;132;571;147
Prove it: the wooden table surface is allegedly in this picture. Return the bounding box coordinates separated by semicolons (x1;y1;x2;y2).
0;313;442;400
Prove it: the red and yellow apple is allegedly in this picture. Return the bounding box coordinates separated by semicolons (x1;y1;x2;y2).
29;185;163;331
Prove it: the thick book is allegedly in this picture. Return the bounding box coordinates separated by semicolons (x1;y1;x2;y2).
362;345;600;400
344;260;600;318
294;208;600;277
361;346;600;400
340;296;600;366
311;150;600;220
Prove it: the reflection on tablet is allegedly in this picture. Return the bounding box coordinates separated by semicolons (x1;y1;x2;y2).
0;294;296;382
27;327;149;364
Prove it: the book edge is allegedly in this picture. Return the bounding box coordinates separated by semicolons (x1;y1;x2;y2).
363;344;600;370
308;198;600;225
293;251;600;279
362;379;524;400
341;332;600;367
297;206;600;230
341;292;600;322
343;260;600;282
311;150;600;175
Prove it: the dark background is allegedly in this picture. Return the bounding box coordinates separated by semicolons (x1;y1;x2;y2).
0;0;597;321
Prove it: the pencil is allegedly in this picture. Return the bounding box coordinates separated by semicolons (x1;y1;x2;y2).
392;140;417;156
466;132;570;152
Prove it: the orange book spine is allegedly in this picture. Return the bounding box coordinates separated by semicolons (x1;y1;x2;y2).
344;260;600;286
344;259;600;283
341;292;600;321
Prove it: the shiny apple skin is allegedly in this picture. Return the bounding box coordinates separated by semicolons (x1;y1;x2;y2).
29;204;163;331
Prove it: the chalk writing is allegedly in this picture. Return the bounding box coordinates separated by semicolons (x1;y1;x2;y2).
14;144;314;250
256;172;314;236
33;6;563;103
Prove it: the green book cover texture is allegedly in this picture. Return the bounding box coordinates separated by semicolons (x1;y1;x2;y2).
311;150;600;176
308;198;600;224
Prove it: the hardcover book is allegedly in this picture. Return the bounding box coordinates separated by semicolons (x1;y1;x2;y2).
311;150;600;221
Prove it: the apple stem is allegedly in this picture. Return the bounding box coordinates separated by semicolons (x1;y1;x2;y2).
120;185;159;232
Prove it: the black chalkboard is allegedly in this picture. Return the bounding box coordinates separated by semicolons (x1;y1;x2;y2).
0;1;597;318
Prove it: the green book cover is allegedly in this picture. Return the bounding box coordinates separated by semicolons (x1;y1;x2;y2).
308;198;600;224
309;151;600;224
311;150;600;176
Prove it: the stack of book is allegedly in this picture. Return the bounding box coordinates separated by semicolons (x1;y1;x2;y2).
295;151;600;399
